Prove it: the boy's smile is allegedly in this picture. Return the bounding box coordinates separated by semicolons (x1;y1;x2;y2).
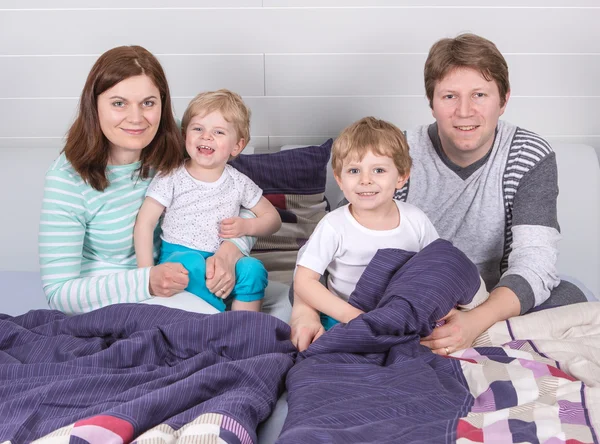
335;150;407;217
185;110;245;181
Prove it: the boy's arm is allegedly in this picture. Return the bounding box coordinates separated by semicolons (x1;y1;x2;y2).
134;197;165;267
220;196;282;238
294;265;364;324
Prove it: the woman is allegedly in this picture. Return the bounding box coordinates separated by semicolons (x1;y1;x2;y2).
38;45;252;314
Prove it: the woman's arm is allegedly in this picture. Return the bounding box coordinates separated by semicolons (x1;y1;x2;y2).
39;170;154;313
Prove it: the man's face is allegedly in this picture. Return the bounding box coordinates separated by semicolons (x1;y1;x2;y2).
431;67;509;167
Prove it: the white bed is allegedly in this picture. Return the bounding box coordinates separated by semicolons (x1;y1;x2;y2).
0;142;598;444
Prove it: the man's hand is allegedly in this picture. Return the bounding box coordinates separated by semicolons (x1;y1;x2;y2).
420;309;485;355
149;263;189;297
420;287;521;355
219;217;249;239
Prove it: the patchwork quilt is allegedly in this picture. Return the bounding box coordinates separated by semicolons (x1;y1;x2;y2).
279;240;600;443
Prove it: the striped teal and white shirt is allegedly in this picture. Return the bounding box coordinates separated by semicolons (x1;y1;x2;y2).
39;153;254;314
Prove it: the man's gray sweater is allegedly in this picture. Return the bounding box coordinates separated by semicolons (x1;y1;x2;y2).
399;121;561;313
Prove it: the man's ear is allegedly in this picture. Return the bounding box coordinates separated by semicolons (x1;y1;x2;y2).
500;89;511;115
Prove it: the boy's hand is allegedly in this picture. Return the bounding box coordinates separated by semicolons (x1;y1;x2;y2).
219;217;249;238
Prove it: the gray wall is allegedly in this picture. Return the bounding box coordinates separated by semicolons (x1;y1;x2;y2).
1;1;599;271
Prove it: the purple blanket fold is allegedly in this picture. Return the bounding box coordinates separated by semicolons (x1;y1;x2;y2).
279;239;482;443
0;304;296;444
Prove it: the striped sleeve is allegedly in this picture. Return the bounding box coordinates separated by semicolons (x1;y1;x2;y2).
498;129;561;311
39;169;152;314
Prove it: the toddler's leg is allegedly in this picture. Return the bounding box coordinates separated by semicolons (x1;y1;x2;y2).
161;249;226;312
230;257;268;312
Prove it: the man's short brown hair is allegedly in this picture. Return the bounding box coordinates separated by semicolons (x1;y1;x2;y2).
424;33;510;108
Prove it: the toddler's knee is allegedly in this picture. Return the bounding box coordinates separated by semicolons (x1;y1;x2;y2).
236;257;267;280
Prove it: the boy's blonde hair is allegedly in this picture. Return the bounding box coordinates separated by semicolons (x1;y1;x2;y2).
331;117;412;177
181;89;251;145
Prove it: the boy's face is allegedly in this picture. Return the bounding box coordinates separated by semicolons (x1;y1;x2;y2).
185;110;245;172
334;150;407;212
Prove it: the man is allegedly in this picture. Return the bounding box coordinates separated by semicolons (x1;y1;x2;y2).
290;33;586;352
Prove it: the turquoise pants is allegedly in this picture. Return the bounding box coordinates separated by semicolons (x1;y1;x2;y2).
320;313;340;331
159;241;268;312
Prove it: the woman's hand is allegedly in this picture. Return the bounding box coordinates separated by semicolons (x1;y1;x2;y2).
149;263;189;297
205;241;242;299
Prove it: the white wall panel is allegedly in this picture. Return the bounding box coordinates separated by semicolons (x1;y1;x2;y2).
4;0;595;6
0;138;64;149
266;54;600;97
162;55;265;97
0;146;62;271
503;97;600;137
0;99;77;138
506;55;600;97
1;1;261;8
2;8;598;55
0;55;265;98
266;1;597;5
265;54;426;96
265;96;432;135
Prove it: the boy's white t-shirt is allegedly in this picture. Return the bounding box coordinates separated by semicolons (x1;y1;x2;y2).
146;164;262;253
297;200;439;302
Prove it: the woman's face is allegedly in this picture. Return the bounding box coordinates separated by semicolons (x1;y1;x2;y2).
97;74;162;164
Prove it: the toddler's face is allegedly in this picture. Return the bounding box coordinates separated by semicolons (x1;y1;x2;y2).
184;110;244;173
335;150;407;212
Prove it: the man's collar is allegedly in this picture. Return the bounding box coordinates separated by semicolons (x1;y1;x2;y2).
427;123;496;180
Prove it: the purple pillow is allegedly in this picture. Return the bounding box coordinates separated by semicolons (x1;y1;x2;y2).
229;139;332;195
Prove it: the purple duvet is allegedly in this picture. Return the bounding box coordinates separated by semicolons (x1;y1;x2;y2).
279;239;483;443
0;305;296;443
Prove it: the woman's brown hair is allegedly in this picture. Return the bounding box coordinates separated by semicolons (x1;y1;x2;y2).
63;45;183;191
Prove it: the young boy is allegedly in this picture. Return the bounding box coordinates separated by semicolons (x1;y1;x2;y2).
134;89;281;312
294;117;467;330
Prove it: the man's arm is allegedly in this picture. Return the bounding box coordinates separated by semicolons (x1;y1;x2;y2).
499;152;561;313
420;286;520;355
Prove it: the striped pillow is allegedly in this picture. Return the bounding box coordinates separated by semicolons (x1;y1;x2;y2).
229;139;333;283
